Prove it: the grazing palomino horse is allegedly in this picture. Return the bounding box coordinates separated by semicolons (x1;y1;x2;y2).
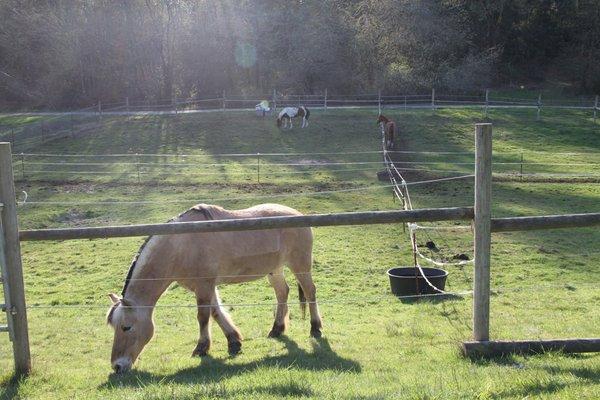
377;114;396;150
106;203;322;373
277;106;310;129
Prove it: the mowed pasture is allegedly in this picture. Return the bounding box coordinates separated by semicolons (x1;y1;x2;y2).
1;107;599;399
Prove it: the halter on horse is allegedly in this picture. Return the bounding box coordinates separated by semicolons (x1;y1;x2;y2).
377;114;396;150
277;106;310;129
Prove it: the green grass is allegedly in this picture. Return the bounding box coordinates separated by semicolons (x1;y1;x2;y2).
1;107;599;399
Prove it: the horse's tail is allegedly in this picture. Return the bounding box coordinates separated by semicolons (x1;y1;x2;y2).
304;107;310;120
298;283;307;319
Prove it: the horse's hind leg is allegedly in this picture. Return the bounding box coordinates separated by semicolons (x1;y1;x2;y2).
267;269;289;338
290;255;322;338
211;288;243;355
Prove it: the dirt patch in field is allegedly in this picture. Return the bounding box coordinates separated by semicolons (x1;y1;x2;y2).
53;209;106;226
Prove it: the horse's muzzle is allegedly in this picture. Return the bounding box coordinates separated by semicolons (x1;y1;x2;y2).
112;360;131;374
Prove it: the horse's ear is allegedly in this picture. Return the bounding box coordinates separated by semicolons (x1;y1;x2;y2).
108;293;120;304
120;297;132;307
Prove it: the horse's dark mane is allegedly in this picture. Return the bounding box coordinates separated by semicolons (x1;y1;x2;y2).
121;235;152;297
120;206;212;297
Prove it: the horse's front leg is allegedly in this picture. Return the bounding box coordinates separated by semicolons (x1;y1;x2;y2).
192;286;214;357
267;269;289;337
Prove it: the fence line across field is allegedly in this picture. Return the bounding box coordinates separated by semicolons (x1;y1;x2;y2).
3;89;599;124
17;160;600;167
16;175;475;208
25;290;475;310
20;166;384;175
23;280;600;311
14;150;469;158
12;150;600;160
19;167;388;179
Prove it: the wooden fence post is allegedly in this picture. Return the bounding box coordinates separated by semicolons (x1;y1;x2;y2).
324;88;328;111
536;93;542;121
257;152;261;184
473;123;492;342
173;97;178;115
520;153;524;181
272;89;277;111
20;153;25;180
222;90;226;111
125;96;130;112
0;142;31;376
594;95;598;123
135;153;141;184
378;90;381;115
485;89;489;119
431;88;436;112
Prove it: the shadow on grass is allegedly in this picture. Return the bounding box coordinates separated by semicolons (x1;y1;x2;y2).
99;336;360;392
540;363;600;383
397;293;465;305
467;353;522;366
0;374;23;400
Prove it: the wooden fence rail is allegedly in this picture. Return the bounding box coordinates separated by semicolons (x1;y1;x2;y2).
491;213;600;232
19;207;474;241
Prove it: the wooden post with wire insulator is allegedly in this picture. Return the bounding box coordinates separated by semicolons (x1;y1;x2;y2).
473;123;492;342
0;142;32;376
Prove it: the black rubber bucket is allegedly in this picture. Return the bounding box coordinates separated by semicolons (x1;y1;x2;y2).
387;267;448;296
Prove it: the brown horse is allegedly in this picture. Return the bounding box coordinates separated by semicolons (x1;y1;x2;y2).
106;203;321;373
377;114;396;150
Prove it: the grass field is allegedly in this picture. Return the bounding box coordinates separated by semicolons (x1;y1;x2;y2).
1;106;599;399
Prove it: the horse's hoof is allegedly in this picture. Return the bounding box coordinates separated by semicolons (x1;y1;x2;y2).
310;321;322;338
228;340;242;356
268;324;285;338
192;341;210;357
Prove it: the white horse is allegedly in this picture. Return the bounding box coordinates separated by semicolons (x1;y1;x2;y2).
277;106;310;129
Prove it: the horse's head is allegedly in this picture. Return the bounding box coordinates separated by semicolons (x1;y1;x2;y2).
377;114;387;124
106;293;154;373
